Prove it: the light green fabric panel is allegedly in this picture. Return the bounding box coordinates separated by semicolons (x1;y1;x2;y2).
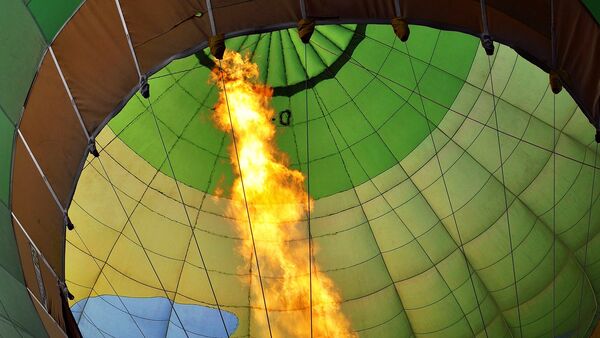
0;0;46;124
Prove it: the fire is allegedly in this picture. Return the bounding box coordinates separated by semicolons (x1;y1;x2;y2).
211;51;355;337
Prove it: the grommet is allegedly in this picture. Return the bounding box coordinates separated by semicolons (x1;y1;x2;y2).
89;139;99;158
391;18;410;42
64;215;74;230
481;34;494;56
549;70;562;94
279;109;291;126
297;18;315;44
209;34;226;60
59;281;75;300
140;75;150;99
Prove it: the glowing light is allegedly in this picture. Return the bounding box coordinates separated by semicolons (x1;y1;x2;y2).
211;51;355;337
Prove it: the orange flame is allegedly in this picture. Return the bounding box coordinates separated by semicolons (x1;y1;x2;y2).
211;51;355;337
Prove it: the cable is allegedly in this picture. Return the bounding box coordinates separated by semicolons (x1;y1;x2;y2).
305;43;314;338
552;86;557;338
487;52;524;338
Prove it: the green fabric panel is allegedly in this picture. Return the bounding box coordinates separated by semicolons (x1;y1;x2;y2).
0;203;22;283
111;25;478;199
26;0;82;42
0;266;47;338
0;111;21;280
0;111;13;206
582;0;600;23
0;0;46;124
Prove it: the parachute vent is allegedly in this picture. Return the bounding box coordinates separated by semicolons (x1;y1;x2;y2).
391;18;410;42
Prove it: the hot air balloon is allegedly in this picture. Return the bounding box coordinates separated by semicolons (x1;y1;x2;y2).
0;0;599;337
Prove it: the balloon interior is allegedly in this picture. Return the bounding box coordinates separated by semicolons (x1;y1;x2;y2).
0;2;600;337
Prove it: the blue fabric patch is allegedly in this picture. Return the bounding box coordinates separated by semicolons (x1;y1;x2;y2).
71;296;238;337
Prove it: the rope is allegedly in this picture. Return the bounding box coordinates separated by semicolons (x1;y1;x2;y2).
552;86;557;338
305;43;314;338
487;52;524;337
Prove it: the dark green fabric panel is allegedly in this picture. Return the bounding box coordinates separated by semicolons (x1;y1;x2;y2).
0;266;47;338
582;0;600;23
26;0;82;42
0;204;22;284
0;111;20;279
0;0;46;124
0;111;13;206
